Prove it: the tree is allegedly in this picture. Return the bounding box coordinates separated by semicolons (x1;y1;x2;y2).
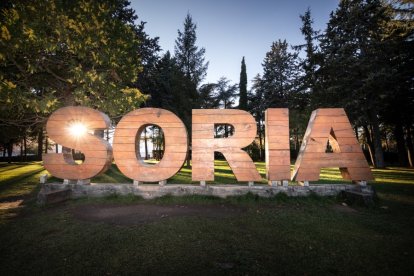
294;8;320;110
212;77;238;137
380;0;414;166
174;13;209;166
238;57;248;110
0;0;147;123
198;83;219;109
249;74;266;160
135;21;161;100
260;39;301;109
316;0;405;168
214;77;238;109
151;52;195;129
174;13;209;88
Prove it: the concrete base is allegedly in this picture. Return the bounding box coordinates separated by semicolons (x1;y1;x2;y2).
37;186;71;205
38;182;374;201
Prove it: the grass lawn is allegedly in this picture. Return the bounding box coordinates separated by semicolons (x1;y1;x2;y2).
0;161;413;275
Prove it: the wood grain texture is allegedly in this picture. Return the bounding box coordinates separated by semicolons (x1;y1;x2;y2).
265;109;291;182
292;108;373;182
113;108;188;182
192;109;261;182
43;106;113;180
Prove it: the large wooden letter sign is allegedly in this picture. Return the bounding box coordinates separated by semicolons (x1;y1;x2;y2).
43;106;374;184
192;109;261;182
113;108;187;182
43;106;112;180
265;109;291;183
292;108;373;183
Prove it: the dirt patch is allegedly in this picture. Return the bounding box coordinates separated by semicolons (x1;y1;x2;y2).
71;203;245;225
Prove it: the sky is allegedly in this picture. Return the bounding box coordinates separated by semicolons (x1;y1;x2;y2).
130;0;339;89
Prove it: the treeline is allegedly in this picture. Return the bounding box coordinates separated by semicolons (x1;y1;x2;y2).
0;0;413;168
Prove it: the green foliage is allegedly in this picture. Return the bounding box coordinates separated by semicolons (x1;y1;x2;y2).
174;13;208;87
238;57;248;110
148;51;196;129
260;39;301;109
0;0;146;119
214;77;238;109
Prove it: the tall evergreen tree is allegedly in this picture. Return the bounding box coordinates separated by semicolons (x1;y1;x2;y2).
238;57;248;110
174;13;209;166
174;13;209;88
294;8;320;110
261;39;301;109
249;74;266;160
317;0;397;168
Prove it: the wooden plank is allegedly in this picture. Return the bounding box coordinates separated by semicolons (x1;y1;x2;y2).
267;171;291;180
192;168;214;181
315;108;346;116
266;125;290;134
265;108;289;121
193;114;255;124
266;142;291;150
266;135;290;144
265;120;290;127
267;150;290;157
193;109;252;115
192;138;255;148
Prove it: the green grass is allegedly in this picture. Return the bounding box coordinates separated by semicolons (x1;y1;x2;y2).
0;162;413;274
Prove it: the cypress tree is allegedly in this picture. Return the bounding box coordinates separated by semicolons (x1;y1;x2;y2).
238;57;248;110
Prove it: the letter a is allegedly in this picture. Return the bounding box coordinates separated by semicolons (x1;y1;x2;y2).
292;108;373;182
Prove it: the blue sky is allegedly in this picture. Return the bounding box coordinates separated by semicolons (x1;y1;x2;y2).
130;0;339;89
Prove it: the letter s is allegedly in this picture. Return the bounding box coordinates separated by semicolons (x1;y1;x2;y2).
43;106;113;180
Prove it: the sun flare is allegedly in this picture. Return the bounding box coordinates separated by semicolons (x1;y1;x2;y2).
68;122;88;138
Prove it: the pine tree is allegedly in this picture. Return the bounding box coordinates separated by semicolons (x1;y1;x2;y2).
174;13;209;88
294;8;319;110
261;39;301;109
316;0;406;168
173;13;209;166
238;57;248;110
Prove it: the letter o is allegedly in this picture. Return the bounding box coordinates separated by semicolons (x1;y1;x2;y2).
113;108;188;182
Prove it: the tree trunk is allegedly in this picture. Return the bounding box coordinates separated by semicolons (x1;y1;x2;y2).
6;142;13;163
20;140;23;161
363;125;375;166
369;109;385;168
37;129;43;160
261;120;265;161
258;120;263;161
406;126;414;167
23;135;27;161
354;126;359;141
144;127;148;160
394;122;408;166
44;136;48;154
